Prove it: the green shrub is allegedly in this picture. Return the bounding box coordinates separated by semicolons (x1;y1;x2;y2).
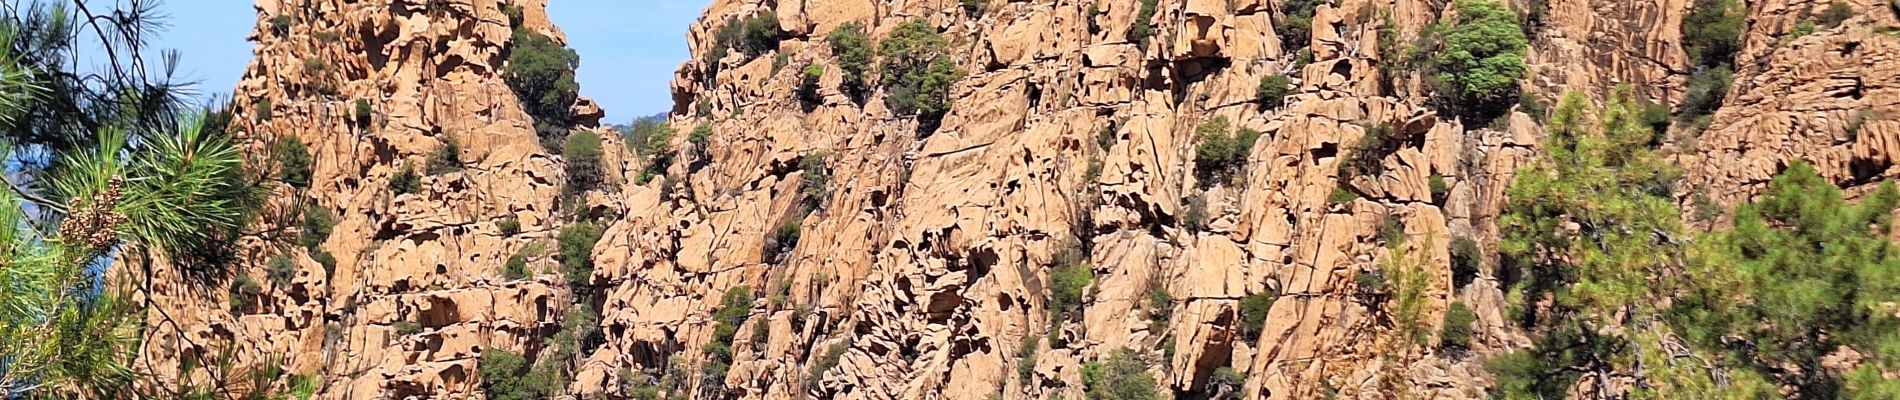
1518;93;1548;123
389;161;421;195
1679;66;1734;123
799;64;826;102
505;29;581;128
1016;336;1040;384
1182;194;1210;231
1789;20;1818;41
1450;236;1481;288
880;20;966;132
800;153;830;210
1146;285;1173;331
275;136;310;189
1354;269;1387;295
311;250;336;279
1081;349;1162;400
557;222;604;287
827;23;873;99
1684;0;1746;69
1048;262;1093;322
1129;0;1160;45
303;57;327;73
563;130;603;197
808;342;849;391
1639;101;1672;141
627;116;675;178
299;204;334;250
1238;291;1275;342
503;251;530;280
961;0;989;16
703;286;754;391
1431;0;1529;120
1340;123;1393;179
354;99;373;129
1328;187;1359;205
394;320;421;335
1821;2;1853;28
710;11;780;62
1428;174;1449;204
1439;301;1477;350
1193;118;1263;188
269;15;293;37
425;135;462;175
499;217;521;237
1379;213;1407;245
255;98;274;122
481;350;549;400
766;220;802;261
229;275;262;313
1257;73;1293;110
1279;0;1321;53
288;374;320;400
1207;367;1244;399
266;255;296;287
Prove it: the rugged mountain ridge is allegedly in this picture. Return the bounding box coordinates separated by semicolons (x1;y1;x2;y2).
129;0;1900;399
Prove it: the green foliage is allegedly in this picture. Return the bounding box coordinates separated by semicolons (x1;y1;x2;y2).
1183;194;1209;231
389;161;421;195
1193;117;1262;188
1354;269;1387;296
1673;161;1900;396
1790;20;1818;41
1428;173;1449;204
503;250;530;280
275;136;311;189
255;98;274;122
481;350;556;400
1257;73;1293;110
499;217;521;237
709;11;780;64
302;57;327;73
626;116;675;179
800;153;831;210
1432;0;1529;120
1207;367;1244;400
230;275;262;313
962;0;989;16
766;220;802;261
1238;291;1276;342
288;374;321;400
1097;125;1117;151
557;222;604;287
1684;0;1746;69
563;130;603;198
1081;349;1162;400
879;20;965;132
299;204;333;250
1340;123;1393;180
1279;0;1321;53
1146;285;1174;324
1016;336;1040;384
800;64;826;102
1491;89;1696;399
1048;262;1094;322
425;135;463;175
354;99;373;129
394;320;421;336
1327;186;1359;205
269;15;293;37
1450;236;1481;288
506;28;581;129
1822;2;1854;28
808;342;849;391
1440;301;1477;350
1679;66;1734;126
1129;0;1160;45
266;255;296;287
827;22;873;99
703;286;755;394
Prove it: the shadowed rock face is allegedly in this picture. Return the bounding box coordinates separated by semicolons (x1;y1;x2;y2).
130;0;1900;398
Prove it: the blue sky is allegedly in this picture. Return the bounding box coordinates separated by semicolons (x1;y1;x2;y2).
154;0;710;123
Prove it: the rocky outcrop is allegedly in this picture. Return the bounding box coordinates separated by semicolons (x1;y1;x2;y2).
129;0;614;398
128;0;1899;399
1679;1;1900;213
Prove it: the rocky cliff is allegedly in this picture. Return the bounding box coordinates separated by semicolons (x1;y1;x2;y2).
132;0;1900;399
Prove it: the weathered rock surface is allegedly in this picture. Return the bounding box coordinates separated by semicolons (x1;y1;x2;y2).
127;0;1900;399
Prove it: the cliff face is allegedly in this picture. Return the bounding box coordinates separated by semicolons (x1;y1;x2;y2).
132;0;1900;399
132;0;618;398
